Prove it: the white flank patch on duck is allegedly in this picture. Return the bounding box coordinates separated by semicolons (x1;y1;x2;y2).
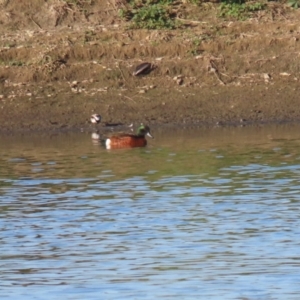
106;139;111;149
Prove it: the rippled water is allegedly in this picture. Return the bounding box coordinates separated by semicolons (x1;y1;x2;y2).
1;125;300;299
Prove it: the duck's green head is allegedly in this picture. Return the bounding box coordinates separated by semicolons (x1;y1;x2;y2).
137;124;153;138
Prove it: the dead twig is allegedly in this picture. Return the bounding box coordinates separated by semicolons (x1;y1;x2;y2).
211;69;226;85
208;59;226;85
176;17;207;24
124;95;137;105
30;17;42;30
117;64;127;85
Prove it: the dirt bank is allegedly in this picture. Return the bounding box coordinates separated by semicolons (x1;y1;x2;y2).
1;1;300;133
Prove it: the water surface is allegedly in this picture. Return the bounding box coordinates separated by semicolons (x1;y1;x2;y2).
1;124;300;299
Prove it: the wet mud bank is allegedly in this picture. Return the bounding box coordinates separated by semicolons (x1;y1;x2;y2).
1;82;300;134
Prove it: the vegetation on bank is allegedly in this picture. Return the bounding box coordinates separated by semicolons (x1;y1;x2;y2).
61;0;299;26
119;0;300;29
118;0;296;29
0;0;297;31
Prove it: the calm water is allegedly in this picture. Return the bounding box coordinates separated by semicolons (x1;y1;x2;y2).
1;125;300;299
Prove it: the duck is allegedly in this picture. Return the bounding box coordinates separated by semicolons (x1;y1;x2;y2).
103;124;153;149
90;114;101;124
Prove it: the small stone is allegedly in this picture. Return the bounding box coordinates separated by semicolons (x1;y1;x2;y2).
173;75;183;81
176;78;183;85
139;89;146;94
70;81;78;88
263;73;271;81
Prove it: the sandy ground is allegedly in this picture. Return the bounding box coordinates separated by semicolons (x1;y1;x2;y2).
1;1;300;133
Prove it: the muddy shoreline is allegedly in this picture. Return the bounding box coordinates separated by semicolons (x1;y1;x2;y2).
1;2;300;134
1;82;300;134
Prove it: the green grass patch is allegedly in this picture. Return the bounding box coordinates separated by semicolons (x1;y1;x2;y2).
219;0;266;20
288;0;300;8
119;0;178;29
65;0;94;6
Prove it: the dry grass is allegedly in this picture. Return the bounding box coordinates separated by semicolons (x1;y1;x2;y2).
1;0;300;89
